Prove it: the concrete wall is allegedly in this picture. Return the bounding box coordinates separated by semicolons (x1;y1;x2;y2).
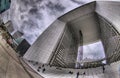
96;1;120;33
49;25;77;68
97;14;120;63
62;26;77;67
59;2;95;22
96;1;120;63
24;20;66;64
95;2;120;77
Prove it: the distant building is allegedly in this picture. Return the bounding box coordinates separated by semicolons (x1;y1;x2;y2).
12;31;23;39
17;39;30;56
0;0;11;14
4;21;14;33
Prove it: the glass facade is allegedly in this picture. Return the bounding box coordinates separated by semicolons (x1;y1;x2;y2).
0;0;11;13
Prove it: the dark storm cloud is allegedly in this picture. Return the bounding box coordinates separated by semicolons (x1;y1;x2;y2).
55;4;65;11
71;0;85;4
46;1;65;12
20;19;39;32
34;0;43;3
21;15;24;20
19;7;27;13
18;0;30;13
27;19;39;28
35;13;43;20
20;0;43;7
29;8;43;20
19;0;30;7
20;0;34;6
29;7;38;14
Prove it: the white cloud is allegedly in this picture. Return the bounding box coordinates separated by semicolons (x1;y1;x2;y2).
83;41;105;59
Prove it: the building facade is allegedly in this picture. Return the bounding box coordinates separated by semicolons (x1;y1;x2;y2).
24;1;120;68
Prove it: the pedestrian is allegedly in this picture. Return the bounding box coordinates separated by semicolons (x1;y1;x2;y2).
42;68;45;73
83;72;86;75
37;69;40;72
103;65;105;73
38;66;41;69
42;64;44;67
69;71;73;74
76;72;79;78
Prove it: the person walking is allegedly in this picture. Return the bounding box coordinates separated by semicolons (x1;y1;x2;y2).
76;72;79;78
102;65;105;73
42;68;45;73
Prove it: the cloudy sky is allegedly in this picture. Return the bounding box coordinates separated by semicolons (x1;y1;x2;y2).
8;0;95;44
1;0;107;60
2;0;118;44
